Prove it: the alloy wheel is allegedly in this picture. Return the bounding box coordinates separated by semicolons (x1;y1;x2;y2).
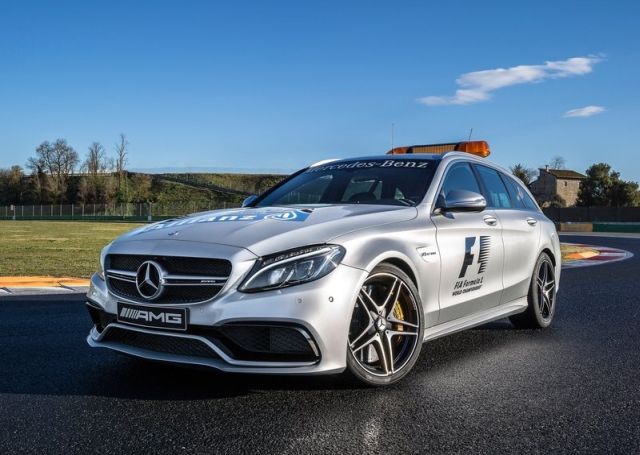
536;259;556;320
348;272;420;377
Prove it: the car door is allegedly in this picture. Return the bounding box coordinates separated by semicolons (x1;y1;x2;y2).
431;161;505;323
490;171;543;304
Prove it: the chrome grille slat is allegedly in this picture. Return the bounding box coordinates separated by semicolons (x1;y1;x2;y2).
105;254;231;304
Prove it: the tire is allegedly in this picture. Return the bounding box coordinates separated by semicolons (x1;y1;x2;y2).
509;252;557;329
345;263;425;386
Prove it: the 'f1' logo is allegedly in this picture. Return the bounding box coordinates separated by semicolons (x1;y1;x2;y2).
458;236;491;278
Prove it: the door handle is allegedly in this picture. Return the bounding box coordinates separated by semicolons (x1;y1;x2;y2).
483;215;497;226
526;217;538;226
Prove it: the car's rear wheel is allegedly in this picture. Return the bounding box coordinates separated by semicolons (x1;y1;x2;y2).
346;264;424;386
510;252;557;329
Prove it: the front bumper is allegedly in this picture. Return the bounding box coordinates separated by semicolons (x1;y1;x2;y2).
86;262;366;375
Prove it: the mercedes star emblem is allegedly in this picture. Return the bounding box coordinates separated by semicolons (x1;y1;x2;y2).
135;260;165;300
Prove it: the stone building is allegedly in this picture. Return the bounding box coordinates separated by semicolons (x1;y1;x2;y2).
530;167;586;207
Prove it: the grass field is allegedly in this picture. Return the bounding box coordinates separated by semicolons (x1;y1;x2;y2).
0;221;143;278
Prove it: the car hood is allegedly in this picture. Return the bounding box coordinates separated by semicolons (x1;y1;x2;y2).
117;205;417;257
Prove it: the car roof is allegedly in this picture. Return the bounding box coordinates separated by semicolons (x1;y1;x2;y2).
310;153;444;167
309;151;515;180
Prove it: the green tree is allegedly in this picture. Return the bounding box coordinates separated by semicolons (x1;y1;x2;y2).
577;163;639;207
129;173;152;202
547;194;566;208
0;165;26;204
510;164;537;187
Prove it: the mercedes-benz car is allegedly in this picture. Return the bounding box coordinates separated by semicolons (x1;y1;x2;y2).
86;141;560;386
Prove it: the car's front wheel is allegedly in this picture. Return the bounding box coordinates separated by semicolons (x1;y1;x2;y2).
346;264;424;386
510;252;557;329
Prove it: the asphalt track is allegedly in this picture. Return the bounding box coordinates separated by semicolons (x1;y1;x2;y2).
0;235;638;454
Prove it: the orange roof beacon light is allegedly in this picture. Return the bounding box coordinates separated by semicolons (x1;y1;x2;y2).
387;140;491;158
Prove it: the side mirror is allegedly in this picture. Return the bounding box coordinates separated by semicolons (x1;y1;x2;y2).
438;189;486;213
242;195;258;207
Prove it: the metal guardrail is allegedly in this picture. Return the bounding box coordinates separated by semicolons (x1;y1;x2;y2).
0;202;242;221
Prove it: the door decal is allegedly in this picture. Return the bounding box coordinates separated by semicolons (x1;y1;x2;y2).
453;236;490;296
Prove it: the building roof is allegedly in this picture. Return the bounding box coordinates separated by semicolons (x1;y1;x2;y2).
540;168;586;180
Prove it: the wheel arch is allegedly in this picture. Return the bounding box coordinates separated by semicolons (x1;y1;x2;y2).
377;257;419;289
360;251;421;297
541;247;556;267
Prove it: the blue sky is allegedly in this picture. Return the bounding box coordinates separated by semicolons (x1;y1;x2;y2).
1;0;639;180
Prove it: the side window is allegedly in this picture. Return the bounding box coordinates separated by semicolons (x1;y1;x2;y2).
504;175;539;210
475;165;512;209
502;175;526;209
440;162;481;199
523;194;539;211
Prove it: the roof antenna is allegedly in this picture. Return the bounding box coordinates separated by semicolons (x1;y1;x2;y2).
468;128;473;141
391;123;395;151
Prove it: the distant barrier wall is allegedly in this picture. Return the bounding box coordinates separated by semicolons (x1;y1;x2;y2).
542;207;640;222
0;202;242;221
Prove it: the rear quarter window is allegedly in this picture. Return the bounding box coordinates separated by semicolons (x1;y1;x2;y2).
475;165;512;209
504;175;539;211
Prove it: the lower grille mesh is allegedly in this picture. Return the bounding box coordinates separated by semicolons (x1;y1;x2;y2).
103;327;220;360
217;325;317;361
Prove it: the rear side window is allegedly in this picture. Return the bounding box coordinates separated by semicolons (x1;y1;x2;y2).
502;175;526;209
475;165;512;209
440;162;481;198
503;174;541;210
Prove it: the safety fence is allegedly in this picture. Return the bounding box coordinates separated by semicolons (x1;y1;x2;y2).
0;202;242;222
542;206;640;222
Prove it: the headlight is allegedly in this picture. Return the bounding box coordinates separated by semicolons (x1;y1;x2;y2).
97;243;111;280
239;245;346;292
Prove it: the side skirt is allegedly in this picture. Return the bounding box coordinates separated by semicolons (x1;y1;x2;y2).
423;297;527;342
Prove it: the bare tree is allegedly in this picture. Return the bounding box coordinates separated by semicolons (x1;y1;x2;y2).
83;142;108;176
80;142;113;203
548;156;566;169
29;139;79;201
115;133;129;201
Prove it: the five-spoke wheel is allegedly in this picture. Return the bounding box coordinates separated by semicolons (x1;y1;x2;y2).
346;264;424;386
510;252;557;329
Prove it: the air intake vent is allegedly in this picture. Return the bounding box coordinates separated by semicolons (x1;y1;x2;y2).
103;327;220;360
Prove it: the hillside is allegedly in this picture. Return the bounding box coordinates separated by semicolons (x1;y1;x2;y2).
155;173;286;196
0;171;288;208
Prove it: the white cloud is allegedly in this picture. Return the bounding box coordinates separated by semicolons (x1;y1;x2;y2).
418;56;602;106
563;105;606;118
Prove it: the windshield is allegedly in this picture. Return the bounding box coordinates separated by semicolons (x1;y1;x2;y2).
254;158;436;207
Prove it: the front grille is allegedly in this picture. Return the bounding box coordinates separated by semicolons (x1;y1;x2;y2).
103;327;220;360
108;279;222;304
108;255;231;276
105;254;231;304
